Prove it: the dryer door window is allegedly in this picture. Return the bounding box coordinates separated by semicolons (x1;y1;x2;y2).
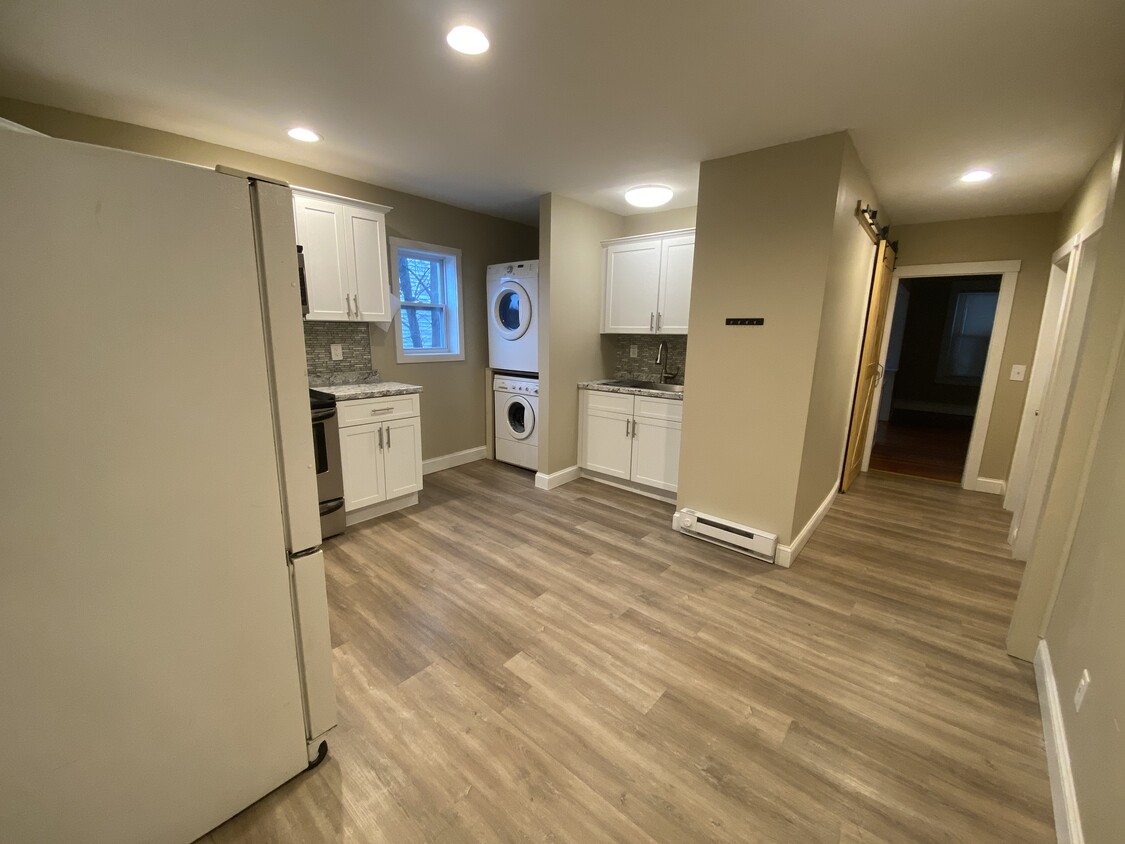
493;281;532;340
505;396;534;440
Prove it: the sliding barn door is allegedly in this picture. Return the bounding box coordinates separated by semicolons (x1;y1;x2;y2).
842;239;897;491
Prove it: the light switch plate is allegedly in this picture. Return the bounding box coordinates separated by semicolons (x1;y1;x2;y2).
629;345;638;358
330;343;344;361
1010;364;1026;381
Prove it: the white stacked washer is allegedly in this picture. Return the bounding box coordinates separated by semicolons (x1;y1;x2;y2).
487;260;539;374
494;374;539;471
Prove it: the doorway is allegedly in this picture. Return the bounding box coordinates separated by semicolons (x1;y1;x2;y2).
859;260;1020;492
868;274;1002;483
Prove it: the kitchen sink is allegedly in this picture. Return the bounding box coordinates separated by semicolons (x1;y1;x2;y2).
600;379;684;394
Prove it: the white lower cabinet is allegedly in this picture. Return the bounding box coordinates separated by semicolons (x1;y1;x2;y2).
579;390;682;493
338;395;422;520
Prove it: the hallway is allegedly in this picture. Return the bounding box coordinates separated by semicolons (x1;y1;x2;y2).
200;462;1053;843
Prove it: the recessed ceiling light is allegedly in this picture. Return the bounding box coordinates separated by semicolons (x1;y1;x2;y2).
625;185;674;208
446;25;489;55
287;127;321;143
960;169;992;183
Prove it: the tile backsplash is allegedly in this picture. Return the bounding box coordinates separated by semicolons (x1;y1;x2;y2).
303;322;373;378
610;334;688;383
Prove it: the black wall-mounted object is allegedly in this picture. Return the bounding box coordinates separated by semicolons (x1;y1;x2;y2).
725;318;765;326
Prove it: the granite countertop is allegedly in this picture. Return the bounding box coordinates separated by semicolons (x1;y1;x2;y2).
315;381;423;400
308;370;422;401
579;380;685;401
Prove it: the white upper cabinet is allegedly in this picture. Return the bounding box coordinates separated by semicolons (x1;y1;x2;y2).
293;189;393;323
602;229;694;334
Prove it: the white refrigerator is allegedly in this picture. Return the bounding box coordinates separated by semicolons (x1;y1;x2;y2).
0;129;337;842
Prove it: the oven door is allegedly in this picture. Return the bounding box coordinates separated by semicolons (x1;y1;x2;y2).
311;406;344;503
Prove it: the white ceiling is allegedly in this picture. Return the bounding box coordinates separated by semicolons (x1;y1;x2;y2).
1;0;1124;226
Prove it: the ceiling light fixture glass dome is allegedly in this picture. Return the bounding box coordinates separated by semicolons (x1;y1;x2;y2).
287;127;321;143
624;185;674;208
447;25;490;55
960;169;993;183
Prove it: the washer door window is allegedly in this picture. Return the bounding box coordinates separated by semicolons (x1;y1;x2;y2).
504;395;535;441
493;280;532;340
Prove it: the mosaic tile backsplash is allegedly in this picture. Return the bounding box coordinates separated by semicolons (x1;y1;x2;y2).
610;334;688;384
303;322;373;378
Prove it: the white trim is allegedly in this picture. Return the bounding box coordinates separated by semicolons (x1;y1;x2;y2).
965;476;1007;495
344;492;419;526
290;184;393;214
1034;640;1085;844
534;465;580;490
776;483;837;568
864;261;1020;494
422;446;486;476
579;469;677;502
600;227;694;247
389;237;466;364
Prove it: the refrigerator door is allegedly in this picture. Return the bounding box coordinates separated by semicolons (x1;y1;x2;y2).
0;132;309;843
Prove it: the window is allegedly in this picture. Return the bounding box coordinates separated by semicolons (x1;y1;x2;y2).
938;289;998;382
388;238;464;363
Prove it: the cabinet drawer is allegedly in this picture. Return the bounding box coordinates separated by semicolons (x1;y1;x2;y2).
582;389;634;415
339;394;419;427
633;395;683;422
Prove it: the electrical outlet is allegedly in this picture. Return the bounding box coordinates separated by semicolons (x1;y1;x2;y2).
629;345;638;358
330;343;344;361
1075;669;1091;712
1010;364;1027;381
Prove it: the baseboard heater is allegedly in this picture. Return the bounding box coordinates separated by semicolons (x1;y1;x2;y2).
673;509;778;564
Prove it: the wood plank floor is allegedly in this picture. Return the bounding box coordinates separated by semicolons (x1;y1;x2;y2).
200;462;1053;843
869;421;972;484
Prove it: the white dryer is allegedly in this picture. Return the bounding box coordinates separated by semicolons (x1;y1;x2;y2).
487;260;539;374
493;374;539;471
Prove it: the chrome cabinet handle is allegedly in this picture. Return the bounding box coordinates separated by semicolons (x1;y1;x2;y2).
378;426;383;450
650;312;655;332
354;292;361;317
632;419;638;439
656;312;662;332
370;407;393;415
346;293;353;317
386;424;392;448
625;419;631;438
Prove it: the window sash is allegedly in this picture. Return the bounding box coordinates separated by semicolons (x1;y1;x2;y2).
398;253;445;306
400;302;448;353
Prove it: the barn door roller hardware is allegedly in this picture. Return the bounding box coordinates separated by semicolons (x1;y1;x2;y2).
855;201;890;244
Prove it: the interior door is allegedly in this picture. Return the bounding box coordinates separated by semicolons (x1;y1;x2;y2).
294;194;350;321
842;239;896;491
603;240;661;333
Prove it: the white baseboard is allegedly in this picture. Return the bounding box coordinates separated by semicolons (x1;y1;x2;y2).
344;492;419;527
422;445;487;476
580;469;677;503
535;465;580;490
965;476;1007;495
776;482;838;568
1034;640;1085;844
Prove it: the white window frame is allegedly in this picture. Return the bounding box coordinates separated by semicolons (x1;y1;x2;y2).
389;238;465;363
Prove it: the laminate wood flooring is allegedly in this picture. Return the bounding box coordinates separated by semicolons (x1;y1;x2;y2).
199;462;1053;843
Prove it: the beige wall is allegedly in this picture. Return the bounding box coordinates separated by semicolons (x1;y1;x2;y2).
538;194;623;474
0;97;538;461
888;213;1059;481
622;206;697;237
1039;127;1125;843
792;138;881;534
1007;134;1124;663
678;133;848;545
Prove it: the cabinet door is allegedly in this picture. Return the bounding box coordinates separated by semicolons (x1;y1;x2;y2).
631;417;682;492
582;410;634;480
603;240;661;333
382;417;423;499
294;194;350;321
340;423;386;510
657;234;695;334
344;204;392;322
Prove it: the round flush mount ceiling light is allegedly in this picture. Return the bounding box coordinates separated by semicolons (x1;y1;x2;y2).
624;185;674;208
287;127;321;143
446;25;490;55
960;169;993;183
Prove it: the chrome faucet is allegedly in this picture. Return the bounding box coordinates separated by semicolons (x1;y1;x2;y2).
655;340;679;383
